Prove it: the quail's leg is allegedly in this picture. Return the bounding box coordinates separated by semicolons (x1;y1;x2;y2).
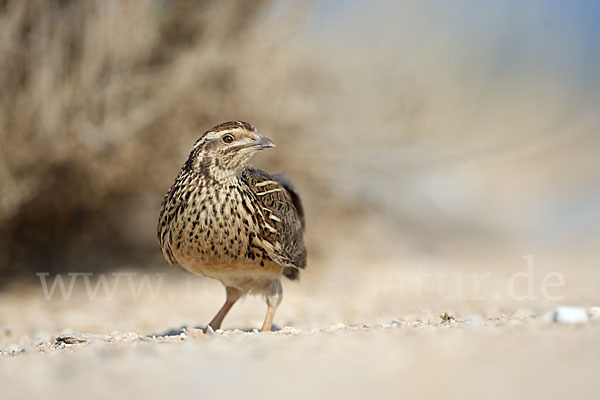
261;304;278;332
208;286;242;331
261;280;282;332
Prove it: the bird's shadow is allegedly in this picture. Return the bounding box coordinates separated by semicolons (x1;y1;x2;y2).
149;324;281;337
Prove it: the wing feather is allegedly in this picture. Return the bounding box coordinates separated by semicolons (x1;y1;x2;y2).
243;167;307;273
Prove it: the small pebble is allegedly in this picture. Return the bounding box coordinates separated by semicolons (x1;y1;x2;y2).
205;326;217;336
185;327;205;338
56;332;112;344
510;310;534;320
122;332;139;342
6;344;25;355
588;307;600;319
280;326;299;335
553;306;589;324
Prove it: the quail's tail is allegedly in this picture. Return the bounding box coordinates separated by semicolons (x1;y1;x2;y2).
283;266;300;280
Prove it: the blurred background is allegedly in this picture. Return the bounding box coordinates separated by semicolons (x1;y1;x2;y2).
0;0;598;302
3;2;600;398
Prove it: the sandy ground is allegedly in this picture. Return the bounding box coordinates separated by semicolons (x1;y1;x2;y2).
1;240;599;399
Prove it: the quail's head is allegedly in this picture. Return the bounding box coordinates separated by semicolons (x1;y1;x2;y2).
189;121;275;181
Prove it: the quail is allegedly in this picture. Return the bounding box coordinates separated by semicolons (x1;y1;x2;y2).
157;121;306;332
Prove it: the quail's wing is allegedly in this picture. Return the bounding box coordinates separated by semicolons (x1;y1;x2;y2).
243;167;307;270
272;173;305;230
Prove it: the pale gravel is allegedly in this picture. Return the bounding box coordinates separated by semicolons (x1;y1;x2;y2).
1;245;600;400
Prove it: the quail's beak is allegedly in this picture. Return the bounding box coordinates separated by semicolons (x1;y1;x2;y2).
248;134;275;150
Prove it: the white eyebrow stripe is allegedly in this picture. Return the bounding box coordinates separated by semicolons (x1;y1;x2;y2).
255;180;279;187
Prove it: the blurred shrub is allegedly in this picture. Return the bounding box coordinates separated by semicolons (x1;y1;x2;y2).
5;1;588;279
0;0;306;275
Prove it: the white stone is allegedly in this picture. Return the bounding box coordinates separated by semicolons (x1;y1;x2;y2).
553;306;589;324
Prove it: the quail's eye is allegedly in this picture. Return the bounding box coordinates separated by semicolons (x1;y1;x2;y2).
222;134;234;144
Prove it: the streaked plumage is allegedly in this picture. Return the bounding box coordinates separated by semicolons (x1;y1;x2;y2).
157;121;306;331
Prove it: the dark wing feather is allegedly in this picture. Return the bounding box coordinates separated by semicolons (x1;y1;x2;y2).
273;174;305;230
272;174;306;280
243;167;307;277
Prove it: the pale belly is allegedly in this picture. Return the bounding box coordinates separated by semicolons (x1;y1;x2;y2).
164;183;284;293
177;257;284;294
